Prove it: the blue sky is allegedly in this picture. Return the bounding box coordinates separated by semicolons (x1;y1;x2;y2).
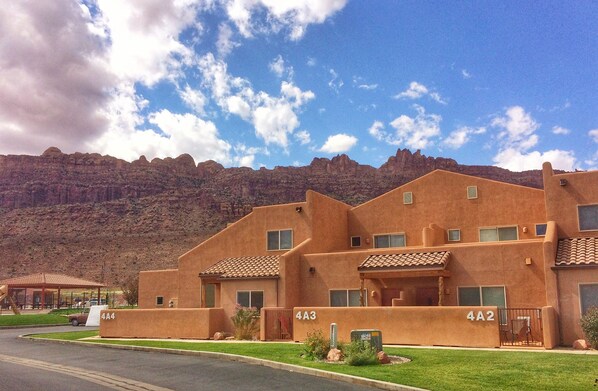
1;1;597;171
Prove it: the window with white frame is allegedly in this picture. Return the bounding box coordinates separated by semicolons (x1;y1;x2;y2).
467;186;478;199
374;233;406;248
403;192;413;205
535;224;547;236
479;226;518;242
156;296;164;306
448;229;461;241
580;284;598;315
330;289;364;307
351;236;361;247
236;290;264;310
458;286;506;309
578;205;598;231
267;229;293;250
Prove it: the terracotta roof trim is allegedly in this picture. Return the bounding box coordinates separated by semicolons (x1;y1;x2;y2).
200;255;280;280
358;251;450;271
555;237;598;267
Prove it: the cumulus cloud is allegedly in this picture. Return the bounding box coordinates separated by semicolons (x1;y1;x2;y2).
589;129;598;143
393;81;446;104
269;55;293;79
491;106;577;171
388;106;442;149
179;85;207;115
319;133;358;153
552;125;571;135
216;23;240;58
442;127;486;149
224;0;347;40
294;130;312;145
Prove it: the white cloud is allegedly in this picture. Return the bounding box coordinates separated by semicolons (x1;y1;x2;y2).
179;85;207;115
319;133;358;153
462;69;472;79
551;125;570;135
393;81;446;104
442;127;486;149
294;130;312;145
492;148;577;172
224;0;348;41
216;23;240;58
589;129;598;143
388;106;442;149
269;55;293;79
368;121;386;141
306;57;317;67
491;106;540;151
358;83;378;90
328;69;344;93
232;143;269;168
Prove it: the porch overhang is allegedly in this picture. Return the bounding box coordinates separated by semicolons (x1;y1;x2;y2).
198;255;280;281
357;251;451;280
359;269;451;280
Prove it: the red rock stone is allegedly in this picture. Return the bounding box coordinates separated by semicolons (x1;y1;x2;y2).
327;348;343;362
573;339;589;350
377;351;391;364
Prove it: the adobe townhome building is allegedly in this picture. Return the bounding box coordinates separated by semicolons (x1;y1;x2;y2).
100;162;598;348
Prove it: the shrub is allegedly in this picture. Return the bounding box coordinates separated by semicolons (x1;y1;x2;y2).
231;305;260;340
302;329;330;360
342;339;380;366
580;307;598;348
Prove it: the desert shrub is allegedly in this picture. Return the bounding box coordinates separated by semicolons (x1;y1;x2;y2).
580;307;598;348
342;339;379;366
302;329;330;360
231;305;260;340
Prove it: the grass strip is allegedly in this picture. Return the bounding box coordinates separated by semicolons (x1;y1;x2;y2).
0;314;68;326
31;331;598;391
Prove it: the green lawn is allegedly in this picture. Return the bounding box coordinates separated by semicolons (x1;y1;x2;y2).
30;331;597;391
0;314;69;326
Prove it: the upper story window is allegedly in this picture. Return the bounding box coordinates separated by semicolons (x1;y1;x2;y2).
267;229;293;251
374;233;406;248
351;236;361;247
447;229;461;242
330;289;364;307
578;204;598;231
403;192;413;205
156;296;164;306
479;226;518;242
535;224;547;236
467;186;478;199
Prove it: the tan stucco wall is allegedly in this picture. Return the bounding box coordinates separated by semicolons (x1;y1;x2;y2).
293;306;501;348
555;269;598;344
218;278;278;332
138;269;179;309
99;308;224;339
542;306;560;349
349;170;546;249
543;162;598;238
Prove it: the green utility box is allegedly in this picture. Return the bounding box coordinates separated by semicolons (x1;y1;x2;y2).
350;329;383;352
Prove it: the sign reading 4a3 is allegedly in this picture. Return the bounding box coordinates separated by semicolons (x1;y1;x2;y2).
295;310;317;320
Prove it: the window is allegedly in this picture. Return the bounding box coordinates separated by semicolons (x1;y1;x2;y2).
535;224;547;236
458;286;506;308
236;291;264;310
267;229;293;250
479;226;518;242
351;236;361;247
579;205;598;231
403;192;413;205
156;296;164;306
330;289;364;307
447;229;461;242
374;233;406;248
580;284;598;315
467;186;478;199
204;284;215;308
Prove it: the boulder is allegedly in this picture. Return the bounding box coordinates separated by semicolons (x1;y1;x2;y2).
327;348;343;362
573;339;590;350
377;351;391;364
213;332;226;340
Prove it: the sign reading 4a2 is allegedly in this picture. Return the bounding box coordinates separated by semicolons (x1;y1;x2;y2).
466;310;495;321
295;310;317;320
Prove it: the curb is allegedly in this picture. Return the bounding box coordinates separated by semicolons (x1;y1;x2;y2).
23;335;426;391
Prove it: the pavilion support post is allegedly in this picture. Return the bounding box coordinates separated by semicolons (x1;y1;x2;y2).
41;287;45;309
97;288;101;305
438;276;444;306
57;288;61;309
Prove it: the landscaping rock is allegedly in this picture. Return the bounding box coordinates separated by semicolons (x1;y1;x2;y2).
327;348;343;362
573;339;590;350
213;332;226;340
377;351;391;364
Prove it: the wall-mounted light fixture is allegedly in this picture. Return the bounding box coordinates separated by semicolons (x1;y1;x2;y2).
525;257;532;265
522;226;528;233
295;206;303;213
309;266;316;274
559;179;568;186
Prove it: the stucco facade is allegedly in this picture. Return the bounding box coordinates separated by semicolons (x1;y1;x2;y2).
130;163;598;346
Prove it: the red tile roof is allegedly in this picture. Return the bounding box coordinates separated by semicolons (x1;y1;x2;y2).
556;237;598;267
200;256;280;279
358;251;450;271
0;273;105;288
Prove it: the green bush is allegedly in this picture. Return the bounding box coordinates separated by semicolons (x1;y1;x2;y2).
580;307;598;348
302;329;330;360
231;305;260;340
342;339;380;366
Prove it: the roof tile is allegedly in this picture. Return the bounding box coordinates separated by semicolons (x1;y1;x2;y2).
556;237;598;266
200;255;280;279
358;251;450;271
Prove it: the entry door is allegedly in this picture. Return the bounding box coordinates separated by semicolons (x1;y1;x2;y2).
416;287;439;306
382;288;401;306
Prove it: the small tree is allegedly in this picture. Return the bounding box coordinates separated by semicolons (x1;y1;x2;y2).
581;307;598;348
120;274;139;306
302;329;330;360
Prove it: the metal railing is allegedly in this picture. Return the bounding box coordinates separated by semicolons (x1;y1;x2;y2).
498;308;544;347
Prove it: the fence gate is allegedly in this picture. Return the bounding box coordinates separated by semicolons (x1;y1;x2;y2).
498;308;544;347
264;308;293;341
